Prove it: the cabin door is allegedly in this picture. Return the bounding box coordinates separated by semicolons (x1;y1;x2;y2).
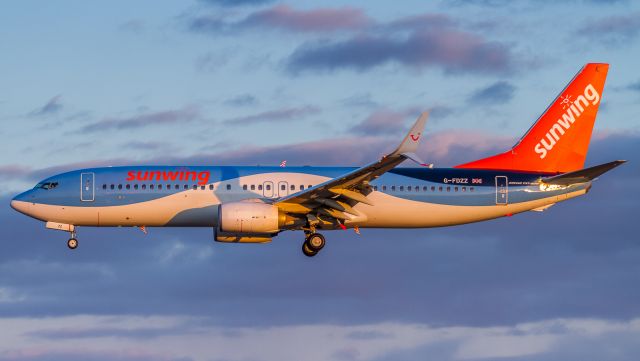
495;176;508;205
81;173;95;202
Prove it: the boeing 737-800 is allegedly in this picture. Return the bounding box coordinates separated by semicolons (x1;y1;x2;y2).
11;63;625;256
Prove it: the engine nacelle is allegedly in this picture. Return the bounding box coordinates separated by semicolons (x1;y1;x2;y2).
218;202;280;234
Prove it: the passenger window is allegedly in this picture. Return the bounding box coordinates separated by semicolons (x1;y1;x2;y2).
266;184;271;191
158;184;163;190
446;186;450;192
407;186;412;191
251;185;256;190
438;186;443;191
391;186;396;191
175;184;180;190
454;187;458;192
243;185;248;190
142;184;147;190
373;186;378;191
209;184;214;190
134;184;139;190
184;184;189;190
423;186;427;191
226;184;231;190
258;185;263;191
110;184;115;190
281;184;286;191
150;184;155;190
290;185;295;191
192;185;197;190
400;186;404;191
470;187;475;192
102;184;107;190
431;186;435;191
201;185;205;190
126;184;130;190
118;184;122;190
462;187;466;192
300;185;304;190
308;185;312;189
382;186;387;191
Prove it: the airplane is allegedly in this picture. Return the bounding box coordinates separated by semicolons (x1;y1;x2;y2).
10;63;625;257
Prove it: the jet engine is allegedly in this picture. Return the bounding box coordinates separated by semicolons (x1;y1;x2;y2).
218;202;281;234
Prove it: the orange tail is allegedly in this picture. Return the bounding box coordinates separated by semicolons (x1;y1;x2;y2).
456;63;609;173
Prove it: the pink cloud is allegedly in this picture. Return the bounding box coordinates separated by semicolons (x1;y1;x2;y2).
242;5;372;32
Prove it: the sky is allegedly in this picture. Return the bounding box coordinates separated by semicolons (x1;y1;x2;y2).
1;0;640;360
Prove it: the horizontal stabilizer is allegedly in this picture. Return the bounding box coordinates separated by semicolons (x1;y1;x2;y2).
541;160;626;186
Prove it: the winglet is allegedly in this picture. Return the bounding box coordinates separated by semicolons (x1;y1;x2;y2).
392;111;429;156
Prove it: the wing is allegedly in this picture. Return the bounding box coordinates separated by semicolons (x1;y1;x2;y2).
275;112;429;227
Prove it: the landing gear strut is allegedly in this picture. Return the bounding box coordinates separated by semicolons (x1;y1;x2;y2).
67;230;78;250
302;233;325;257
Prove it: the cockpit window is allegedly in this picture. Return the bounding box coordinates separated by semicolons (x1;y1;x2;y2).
35;182;59;190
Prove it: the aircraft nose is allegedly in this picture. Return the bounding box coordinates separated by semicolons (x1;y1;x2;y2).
10;191;32;214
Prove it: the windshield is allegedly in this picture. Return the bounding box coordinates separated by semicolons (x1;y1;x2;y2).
34;182;59;190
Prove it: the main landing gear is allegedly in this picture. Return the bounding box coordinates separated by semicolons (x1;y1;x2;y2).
302;233;325;257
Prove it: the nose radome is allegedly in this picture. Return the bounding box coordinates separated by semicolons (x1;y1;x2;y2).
10;192;30;214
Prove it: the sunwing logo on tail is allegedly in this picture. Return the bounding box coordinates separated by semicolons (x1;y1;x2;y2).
534;83;600;159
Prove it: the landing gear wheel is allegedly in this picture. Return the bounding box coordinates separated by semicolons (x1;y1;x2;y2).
306;233;325;252
302;242;318;257
67;238;78;250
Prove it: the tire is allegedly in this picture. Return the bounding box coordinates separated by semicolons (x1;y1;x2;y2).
67;238;78;250
302;242;317;257
306;233;325;252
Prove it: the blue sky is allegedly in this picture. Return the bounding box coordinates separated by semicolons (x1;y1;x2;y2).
1;1;640;360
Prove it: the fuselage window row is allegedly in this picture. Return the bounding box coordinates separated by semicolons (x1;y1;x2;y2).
100;183;475;193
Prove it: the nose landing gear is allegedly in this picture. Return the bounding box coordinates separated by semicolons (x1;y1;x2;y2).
302;233;325;257
67;237;78;249
67;230;78;250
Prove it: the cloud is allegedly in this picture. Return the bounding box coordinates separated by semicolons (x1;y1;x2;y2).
450;0;626;6
224;94;258;107
626;80;640;92
340;93;379;108
467;80;516;104
349;108;418;136
121;141;171;152
286;29;514;75
118;20;145;33
0;165;32;181
80;106;200;133
190;5;371;34
2;315;640;361
29;95;63;116
386;13;457;31
578;12;640;42
194;52;230;72
226;106;319;125
200;0;274;7
187;8;514;75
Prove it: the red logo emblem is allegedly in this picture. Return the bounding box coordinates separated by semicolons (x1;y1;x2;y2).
410;133;421;142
